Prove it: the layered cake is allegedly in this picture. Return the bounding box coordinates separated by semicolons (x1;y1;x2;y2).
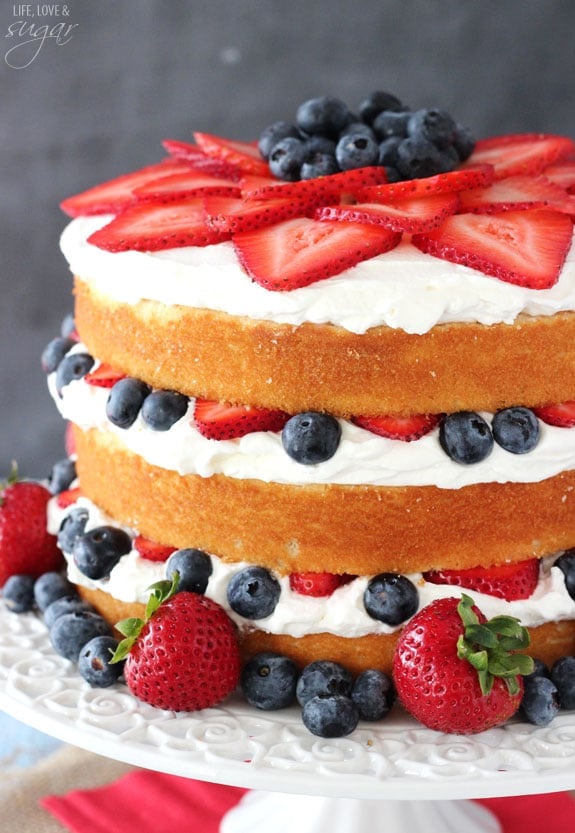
44;92;575;689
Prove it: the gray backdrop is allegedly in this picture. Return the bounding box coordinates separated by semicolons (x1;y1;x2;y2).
2;0;575;478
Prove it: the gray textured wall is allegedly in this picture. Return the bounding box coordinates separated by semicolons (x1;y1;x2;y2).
1;0;575;477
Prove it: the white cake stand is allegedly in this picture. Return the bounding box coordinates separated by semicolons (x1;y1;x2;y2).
1;600;574;833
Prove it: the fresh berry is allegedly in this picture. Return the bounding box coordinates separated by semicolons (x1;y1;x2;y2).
165;548;213;594
133;169;241;202
520;675;560;726
492;407;540;454
302;694;359;738
55;487;82;509
73;526;132;579
193;399;290;440
335;132;380;171
47;457;77;495
84;363;127;388
439;411;494;464
44;595;92;629
133;535;176;562
315;192;459;233
458;174;575;214
34;571;75;611
78;635;124;688
60;312;77;340
358;90;406;124
295;96;354;140
351;669;396;721
363;573;419;625
60;160;187;217
525;658;551;680
2;574;35;613
465;133;575;180
0;471;62;587
423;558;540;601
57;506;89;553
282;411;342;464
393;594;533;734
241;651;299;710
204;195;316;234
355;164;494;201
50;610;112;661
412;209;573;290
395;135;445;179
268;137;307;181
542;160;575;192
408;108;457;149
373;111;410;141
555;550;575;600
106;377;151;429
193;132;270;177
88;198;230;253
352;412;442;441
289;571;351;597
55;352;95;396
161;139;241;179
41;336;76;373
551;656;575;710
227;566;281;620
241;166;389;202
258;121;301;160
64;422;76;457
296;660;354;706
533;401;575;427
113;579;240;711
300;150;339;180
141;389;189;431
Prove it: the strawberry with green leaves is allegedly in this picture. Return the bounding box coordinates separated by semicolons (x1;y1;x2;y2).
393;594;533;734
112;576;240;712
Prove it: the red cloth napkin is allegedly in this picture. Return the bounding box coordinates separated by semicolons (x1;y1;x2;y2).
42;770;575;833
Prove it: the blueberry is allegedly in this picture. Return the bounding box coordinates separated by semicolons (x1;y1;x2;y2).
73;526;132;580
364;573;419;625
303;136;337;158
551;656;575;710
34;571;75;612
258;121;300;160
241;652;299;710
78;635;124;687
282;412;341;465
378;137;403;167
44;594;91;629
166;548;212;594
396;136;444;179
372;111;410;140
408;108;457;149
555;550;575;601
302;694;359;738
453;123;476;161
227;566;281;619
55;352;95;397
296;660;353;706
521;675;560;726
339;122;376;141
268;137;306;181
300;153;339;180
3;574;35;613
296;96;354;139
50;611;112;662
106;377;151;429
358;90;406;124
351;669;396;721
335;132;380;171
141;390;189;431
57;506;89;553
60;312;76;339
41;336;76;374
439;411;494;464
524;657;550;680
492;407;540;454
48;457;77;495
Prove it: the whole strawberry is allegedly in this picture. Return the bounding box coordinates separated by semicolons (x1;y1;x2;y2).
393;594;533;734
0;466;62;586
113;578;240;712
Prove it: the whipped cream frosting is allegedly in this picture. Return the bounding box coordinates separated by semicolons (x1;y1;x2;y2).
49;351;575;489
48;495;575;638
61;217;575;336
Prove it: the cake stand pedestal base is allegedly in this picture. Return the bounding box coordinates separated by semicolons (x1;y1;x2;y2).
219;790;501;833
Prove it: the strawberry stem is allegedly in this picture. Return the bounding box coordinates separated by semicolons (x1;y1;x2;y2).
110;574;180;663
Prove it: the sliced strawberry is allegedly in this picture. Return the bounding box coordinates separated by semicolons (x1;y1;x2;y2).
241;166;389;203
458;175;575;214
315;192;459;233
289;571;354;597
64;422;76;457
423;558;540;601
204;195;316;233
134;170;241;202
162;138;242;179
84;363;126;388
352;412;442;441
193;399;290;440
134;535;176;562
55;487;82;509
353;164;494;202
465;133;575;180
542;160;575;193
87;198;230;252
60;160;187;217
234;217;402;291
193;132;270;177
533;400;575;427
412;209;573;290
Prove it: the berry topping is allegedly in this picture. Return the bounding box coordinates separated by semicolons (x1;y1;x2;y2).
241;166;389;201
79;635;125;688
439;411;494;464
363;573;419;625
165;548;213;594
193;399;290;440
352;412;442;441
55;487;82;509
193;132;270;177
555;550;575;600
351;669;396;721
141;389;189;431
289;571;352;597
41;336;76;374
57;506;89;554
133;535;176;562
542;160;575;192
423;558;540;601
315;191;459;233
204;194;317;234
458;174;575;214
465;133;575;180
47;457;77;495
106;377;151;429
133;169;241;202
55;352;95;397
533;400;575;427
227;565;281;619
354;163;494;201
72;525;132;580
234;217;401;291
161;138;242;179
241;651;299;710
491;407;540;454
84;363;127;388
282;411;342;464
